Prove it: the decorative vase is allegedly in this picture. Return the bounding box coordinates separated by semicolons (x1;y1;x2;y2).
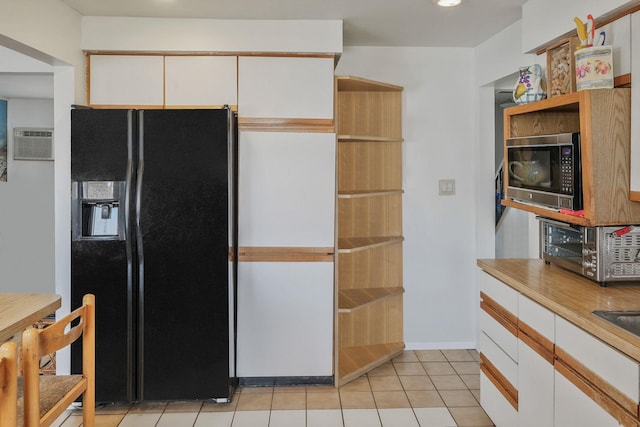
574;45;614;91
513;64;547;104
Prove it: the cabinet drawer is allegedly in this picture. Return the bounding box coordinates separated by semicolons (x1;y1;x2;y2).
480;372;518;427
480;309;518;362
478;269;518;314
480;331;517;388
518;294;554;341
556;315;640;404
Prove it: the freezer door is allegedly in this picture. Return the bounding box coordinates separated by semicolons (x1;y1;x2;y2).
137;109;234;400
71;109;135;402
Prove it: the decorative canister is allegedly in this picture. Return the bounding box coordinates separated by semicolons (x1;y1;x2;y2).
574;45;613;91
513;64;547;104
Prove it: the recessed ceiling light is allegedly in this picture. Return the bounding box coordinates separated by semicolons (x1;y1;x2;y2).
434;0;462;6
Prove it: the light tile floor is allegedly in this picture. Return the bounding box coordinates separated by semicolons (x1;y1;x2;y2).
53;349;494;427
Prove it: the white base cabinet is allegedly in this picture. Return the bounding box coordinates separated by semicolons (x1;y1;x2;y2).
236;262;334;377
478;268;640;427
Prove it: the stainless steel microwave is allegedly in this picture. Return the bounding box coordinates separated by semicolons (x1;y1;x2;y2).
506;132;582;211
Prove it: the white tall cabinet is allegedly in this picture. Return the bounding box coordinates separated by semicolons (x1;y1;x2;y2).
235;55;336;380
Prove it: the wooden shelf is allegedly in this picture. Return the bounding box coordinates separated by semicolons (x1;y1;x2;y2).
338;135;403;143
335;75;404;386
338;236;404;253
338;190;404;199
338;287;405;312
338;343;405;386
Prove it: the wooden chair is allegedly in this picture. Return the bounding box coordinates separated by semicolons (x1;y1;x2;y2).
19;294;95;427
0;341;18;427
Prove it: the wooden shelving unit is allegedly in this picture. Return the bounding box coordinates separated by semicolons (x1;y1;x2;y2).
503;88;640;226
335;75;405;386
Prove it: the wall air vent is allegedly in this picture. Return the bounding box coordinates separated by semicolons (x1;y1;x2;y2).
13;127;54;160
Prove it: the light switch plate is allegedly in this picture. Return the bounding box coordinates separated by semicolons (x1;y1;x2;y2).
439;179;455;196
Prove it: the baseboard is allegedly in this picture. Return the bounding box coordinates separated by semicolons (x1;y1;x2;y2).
404;341;477;351
239;376;334;387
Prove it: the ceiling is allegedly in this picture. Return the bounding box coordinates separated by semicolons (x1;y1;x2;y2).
0;0;528;99
59;0;527;48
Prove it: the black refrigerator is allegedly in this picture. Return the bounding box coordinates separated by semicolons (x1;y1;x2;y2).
70;108;238;403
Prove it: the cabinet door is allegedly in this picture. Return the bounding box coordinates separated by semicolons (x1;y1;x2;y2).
238;131;335;247
631;12;640;197
554;370;620;427
89;55;164;107
236;262;334;377
165;56;237;107
556;316;640;403
518;295;555;427
599;14;631;78
237;56;334;119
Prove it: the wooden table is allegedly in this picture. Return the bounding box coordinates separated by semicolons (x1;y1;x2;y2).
0;294;61;343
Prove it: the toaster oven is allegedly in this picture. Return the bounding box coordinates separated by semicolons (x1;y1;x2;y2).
538;218;640;285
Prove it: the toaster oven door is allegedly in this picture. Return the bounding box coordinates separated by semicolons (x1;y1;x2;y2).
539;219;585;275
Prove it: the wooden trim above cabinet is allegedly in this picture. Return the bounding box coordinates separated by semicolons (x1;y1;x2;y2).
480;352;518;410
233;246;334;262
479;292;518;337
631;190;640;203
556;345;640;422
238;117;334;133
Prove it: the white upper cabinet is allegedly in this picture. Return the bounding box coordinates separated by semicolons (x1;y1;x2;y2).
164;56;237;107
599;14;631;77
89;55;164;107
237;56;334;119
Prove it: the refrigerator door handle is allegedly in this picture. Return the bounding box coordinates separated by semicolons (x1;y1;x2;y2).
125;110;136;401
136;110;145;400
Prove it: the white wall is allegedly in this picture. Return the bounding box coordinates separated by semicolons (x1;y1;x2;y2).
336;47;478;349
0;98;54;292
0;0;83;103
0;2;78;376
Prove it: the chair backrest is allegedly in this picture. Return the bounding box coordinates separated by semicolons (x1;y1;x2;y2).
21;293;95;427
0;341;18;427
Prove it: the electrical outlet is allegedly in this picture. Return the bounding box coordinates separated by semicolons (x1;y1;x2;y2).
438;179;455;196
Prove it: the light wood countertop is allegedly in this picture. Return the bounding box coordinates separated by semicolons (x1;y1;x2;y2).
0;293;61;343
477;259;640;362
